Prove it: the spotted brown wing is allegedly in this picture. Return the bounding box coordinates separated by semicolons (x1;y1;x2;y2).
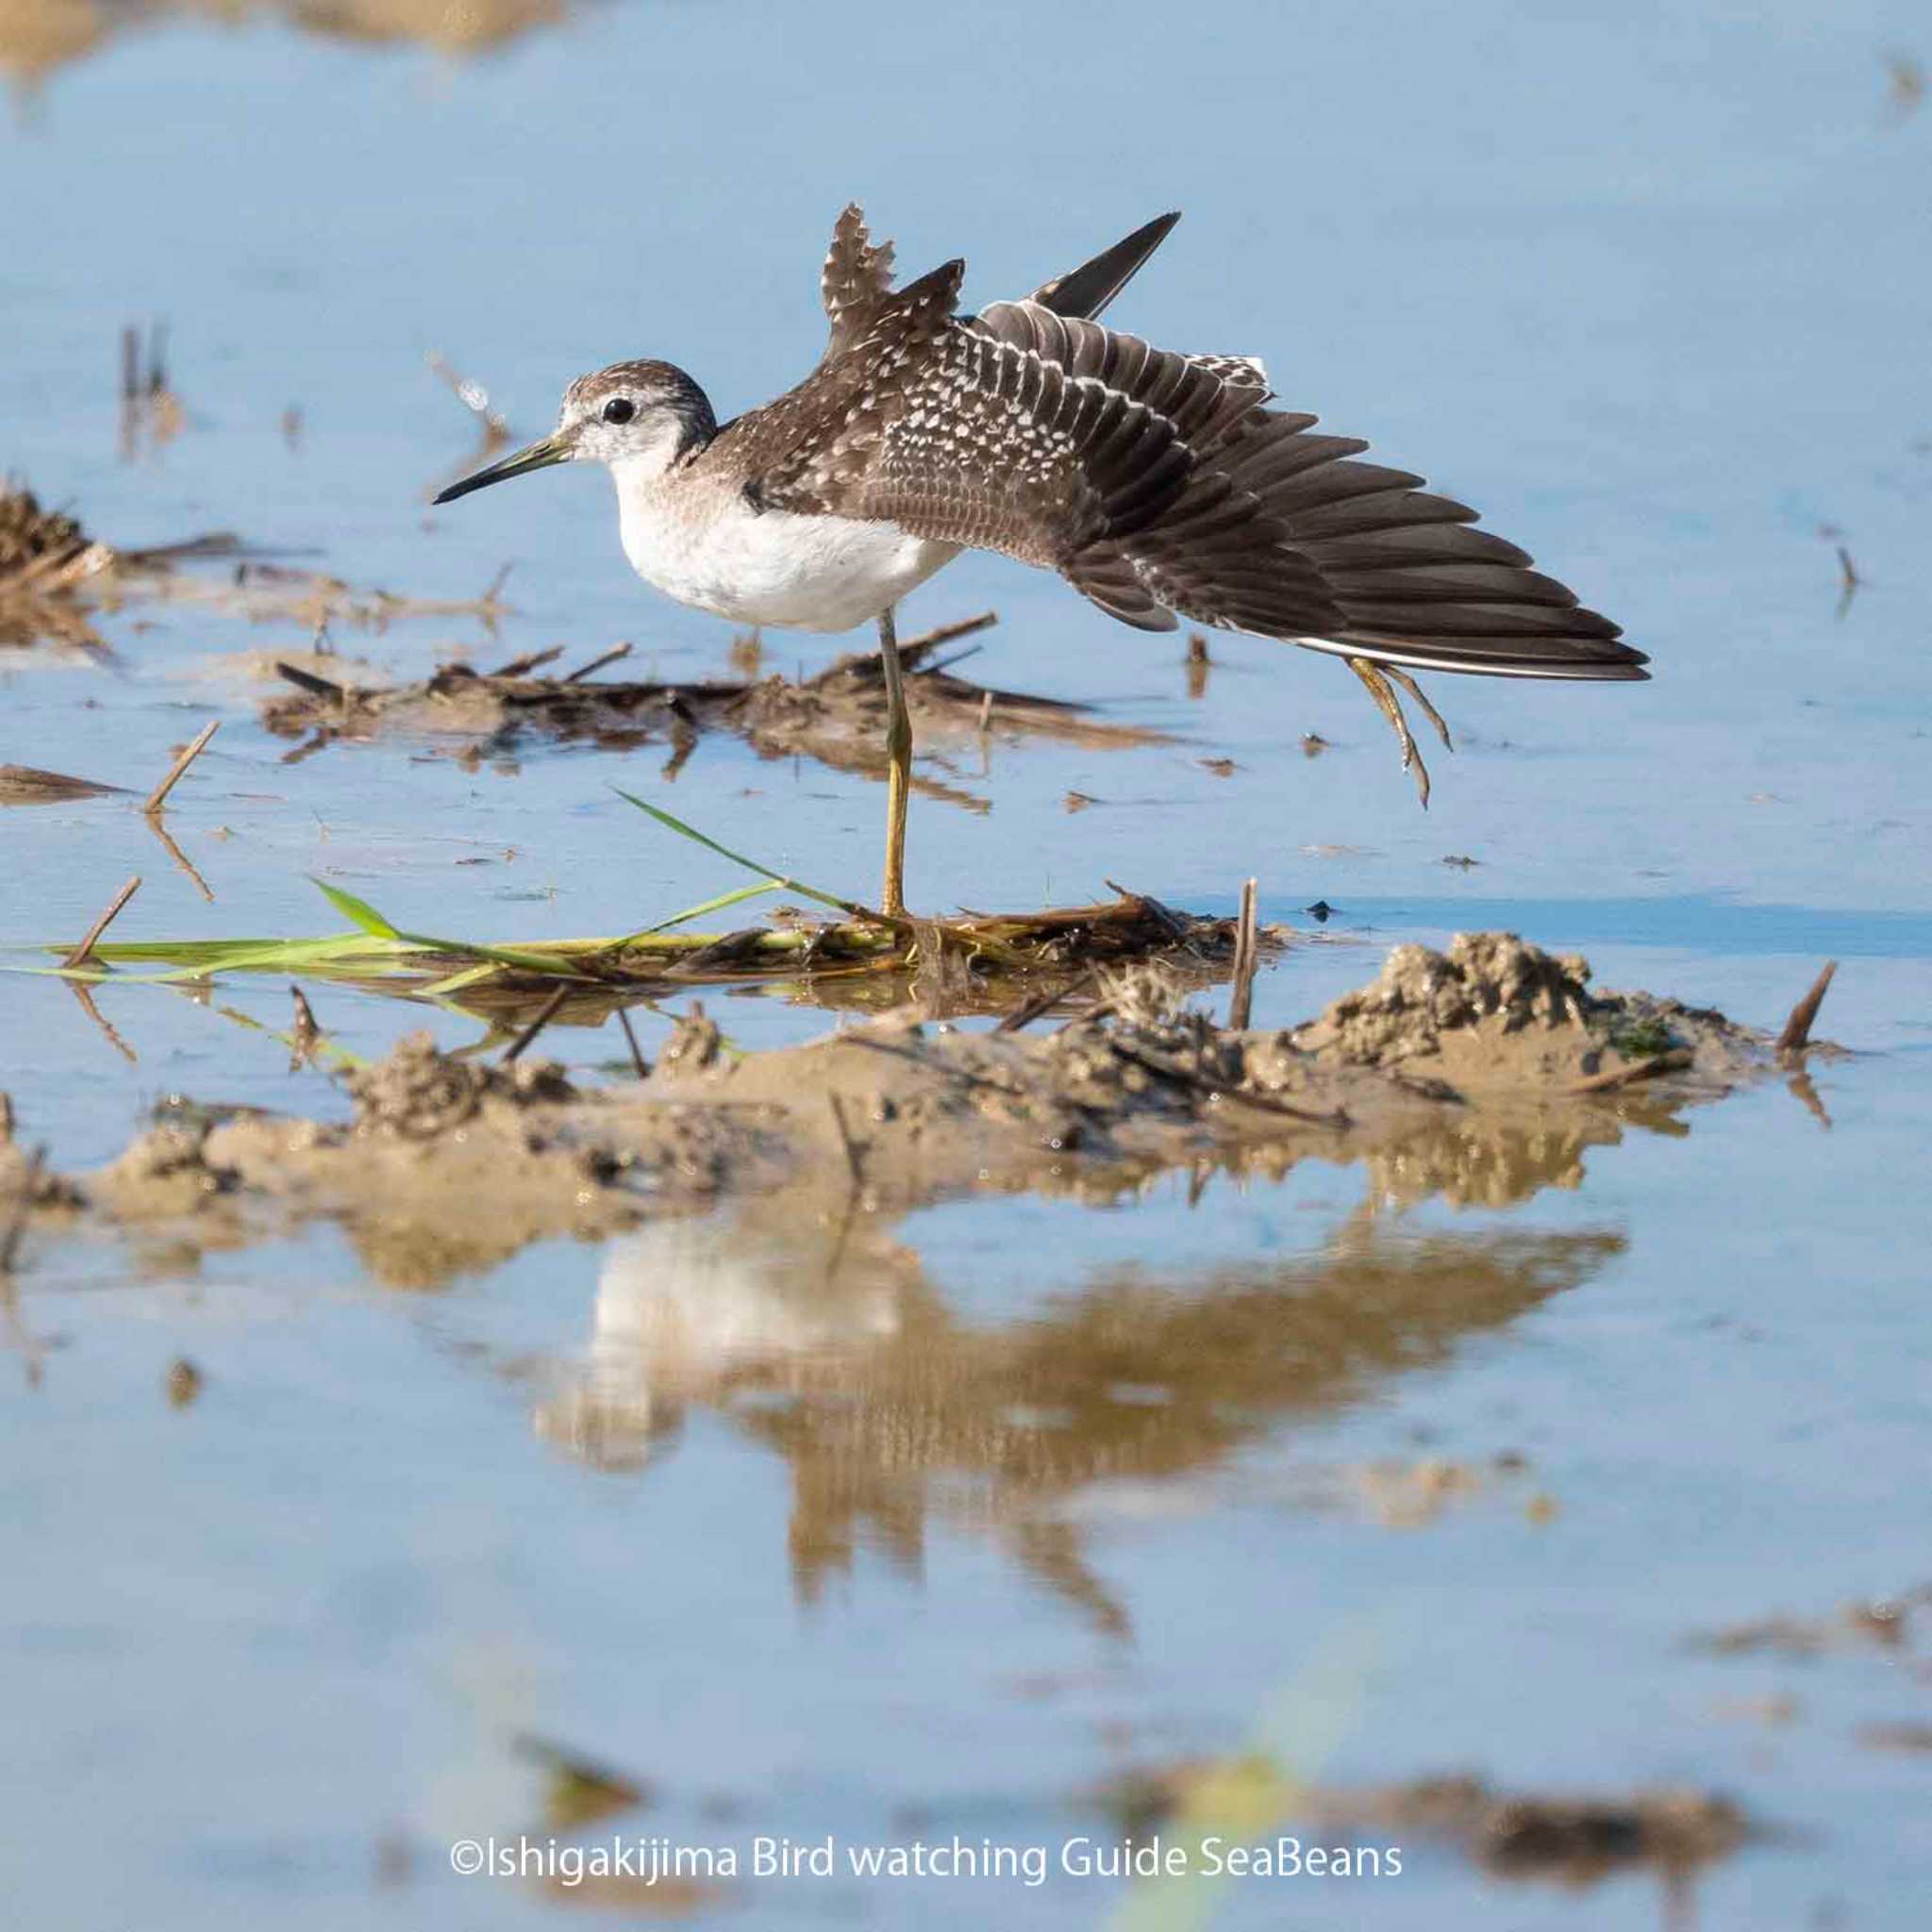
742;266;1248;579
821;205;897;359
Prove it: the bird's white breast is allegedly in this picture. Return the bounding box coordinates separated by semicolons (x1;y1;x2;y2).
612;468;959;634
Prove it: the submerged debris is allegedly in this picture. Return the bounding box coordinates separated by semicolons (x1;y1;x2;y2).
1324;1774;1752;1880
1690;1586;1930;1657
0;765;125;807
1092;1757;1752;1883
64;881;1269;1022
0;476;258;649
0;482;110;646
260;616;1165;796
0;482;96;589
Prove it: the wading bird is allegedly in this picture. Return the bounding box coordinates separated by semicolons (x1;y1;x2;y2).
435;208;1644;915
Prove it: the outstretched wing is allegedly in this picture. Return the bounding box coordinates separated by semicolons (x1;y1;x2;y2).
746;242;1642;681
821;205;897;358
962;299;1641;676
731;261;1250;572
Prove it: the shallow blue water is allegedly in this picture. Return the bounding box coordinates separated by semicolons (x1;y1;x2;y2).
3;4;1931;1929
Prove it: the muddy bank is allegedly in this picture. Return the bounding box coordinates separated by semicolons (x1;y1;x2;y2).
5;935;1810;1285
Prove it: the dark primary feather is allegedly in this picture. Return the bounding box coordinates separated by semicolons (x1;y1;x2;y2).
776;210;1643;682
1029;210;1180;321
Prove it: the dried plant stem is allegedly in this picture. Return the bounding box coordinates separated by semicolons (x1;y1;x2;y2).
1227;877;1259;1029
143;720;219;815
64;874;142;967
503;984;571;1063
1776;961;1837;1054
614;1007;650;1079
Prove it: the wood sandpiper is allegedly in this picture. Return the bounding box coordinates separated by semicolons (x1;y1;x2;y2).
435;207;1646;916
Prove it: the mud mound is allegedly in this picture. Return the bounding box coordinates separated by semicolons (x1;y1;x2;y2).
1280;931;1766;1095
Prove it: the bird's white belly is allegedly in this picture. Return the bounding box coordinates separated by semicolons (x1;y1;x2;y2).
616;487;959;634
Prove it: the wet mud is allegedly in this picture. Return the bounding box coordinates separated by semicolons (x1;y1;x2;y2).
4;935;1805;1289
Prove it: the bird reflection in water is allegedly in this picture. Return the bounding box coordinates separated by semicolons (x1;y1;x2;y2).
532;1108;1636;1629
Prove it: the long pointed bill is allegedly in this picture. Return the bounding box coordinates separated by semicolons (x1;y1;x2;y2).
432;433;570;505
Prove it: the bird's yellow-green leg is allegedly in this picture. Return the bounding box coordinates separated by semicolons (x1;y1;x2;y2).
876;606;912;917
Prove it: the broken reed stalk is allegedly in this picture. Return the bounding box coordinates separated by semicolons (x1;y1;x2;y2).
502;983;571;1063
1226;877;1259;1030
564;641;633;683
1570;1048;1694;1094
1776;960;1837;1054
614;1007;649;1079
63;875;142;968
893;610;997;660
996;967;1098;1035
487;645;563;679
142;720;219;814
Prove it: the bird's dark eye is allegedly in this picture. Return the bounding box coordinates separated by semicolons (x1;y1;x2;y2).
602;397;636;425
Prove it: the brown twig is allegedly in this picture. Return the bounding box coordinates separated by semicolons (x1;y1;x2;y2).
485;645;563;680
996;969;1099;1035
63;874;141;968
1107;1038;1350;1128
1776;960;1837;1054
502;984;571;1064
892;610;998;666
275;660;347;700
142;719;219;815
1227;877;1259;1030
825;1091;864;1186
564;641;634;683
1571;1048;1694;1094
614;1007;649;1079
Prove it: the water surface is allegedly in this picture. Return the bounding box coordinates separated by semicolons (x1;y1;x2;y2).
3;4;1930;1927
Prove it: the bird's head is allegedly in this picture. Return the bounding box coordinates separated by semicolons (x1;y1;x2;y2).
433;359;717;504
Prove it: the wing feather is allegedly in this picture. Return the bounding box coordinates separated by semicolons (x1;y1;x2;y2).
821;204;896;358
741;222;1643;680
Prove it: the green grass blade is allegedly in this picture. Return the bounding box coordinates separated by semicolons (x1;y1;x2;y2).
312;878;403;939
613;789;874;920
312;877;592;976
614;878;779;947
